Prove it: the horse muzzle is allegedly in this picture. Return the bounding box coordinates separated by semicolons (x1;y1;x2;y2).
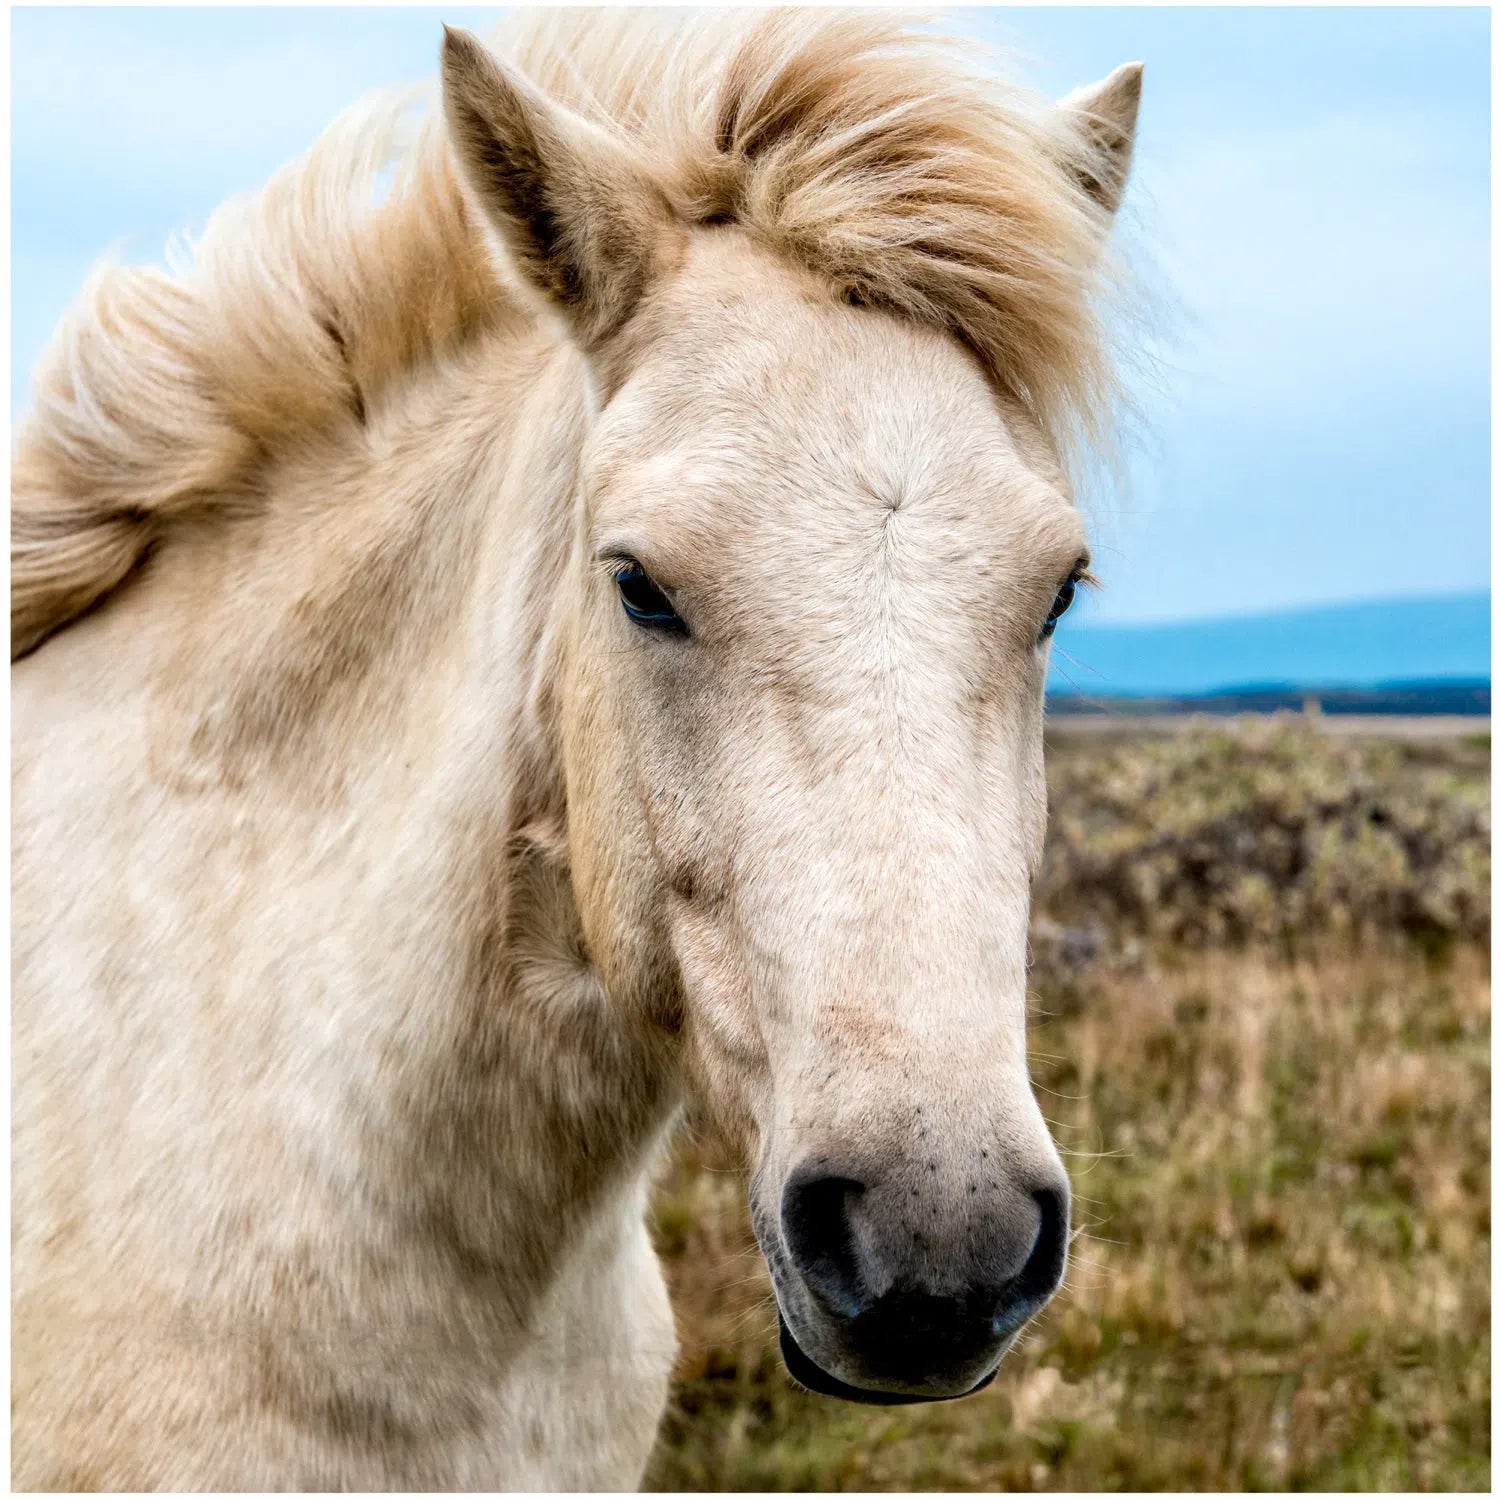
755;1154;1071;1404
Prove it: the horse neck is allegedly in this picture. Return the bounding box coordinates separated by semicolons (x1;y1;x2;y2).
173;324;676;1294
395;338;678;1266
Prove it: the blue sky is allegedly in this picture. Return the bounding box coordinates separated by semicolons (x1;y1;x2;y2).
10;6;1491;626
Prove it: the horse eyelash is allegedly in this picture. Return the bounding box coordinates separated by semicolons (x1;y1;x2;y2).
593;551;650;584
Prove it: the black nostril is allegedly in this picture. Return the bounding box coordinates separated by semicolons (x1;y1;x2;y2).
994;1186;1070;1338
780;1168;870;1320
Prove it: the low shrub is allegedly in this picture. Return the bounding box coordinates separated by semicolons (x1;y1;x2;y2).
1036;718;1489;949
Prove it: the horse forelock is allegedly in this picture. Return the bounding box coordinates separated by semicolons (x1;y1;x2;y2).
12;7;1125;661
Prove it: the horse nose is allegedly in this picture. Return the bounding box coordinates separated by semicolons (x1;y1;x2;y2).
780;1161;1070;1370
990;1184;1070;1335
779;1169;872;1318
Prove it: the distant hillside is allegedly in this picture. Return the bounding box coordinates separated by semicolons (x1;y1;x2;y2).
1048;678;1490;718
1047;591;1490;701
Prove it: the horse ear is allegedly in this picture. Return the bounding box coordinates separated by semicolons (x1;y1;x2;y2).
440;26;670;349
1059;62;1144;218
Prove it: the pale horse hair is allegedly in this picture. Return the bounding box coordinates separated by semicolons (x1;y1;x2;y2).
12;9;1134;655
12;7;1144;1489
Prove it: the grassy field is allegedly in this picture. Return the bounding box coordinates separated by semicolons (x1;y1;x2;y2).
644;718;1490;1492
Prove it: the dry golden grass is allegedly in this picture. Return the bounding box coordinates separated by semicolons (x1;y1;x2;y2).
644;721;1490;1492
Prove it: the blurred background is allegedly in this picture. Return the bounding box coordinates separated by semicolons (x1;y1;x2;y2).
11;6;1490;1490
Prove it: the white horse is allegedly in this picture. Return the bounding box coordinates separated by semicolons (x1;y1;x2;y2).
11;10;1142;1489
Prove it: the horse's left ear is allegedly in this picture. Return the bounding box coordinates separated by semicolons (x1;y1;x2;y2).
441;26;672;350
1060;62;1144;218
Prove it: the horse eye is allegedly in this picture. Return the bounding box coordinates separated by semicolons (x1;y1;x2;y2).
1039;577;1077;641
615;562;686;634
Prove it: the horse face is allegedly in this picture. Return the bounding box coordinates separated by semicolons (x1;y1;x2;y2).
441;23;1139;1407
559;234;1085;1401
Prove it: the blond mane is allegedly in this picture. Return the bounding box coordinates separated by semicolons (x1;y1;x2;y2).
12;8;1122;660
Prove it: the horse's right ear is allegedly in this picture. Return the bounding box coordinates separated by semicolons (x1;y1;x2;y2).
441;26;672;350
